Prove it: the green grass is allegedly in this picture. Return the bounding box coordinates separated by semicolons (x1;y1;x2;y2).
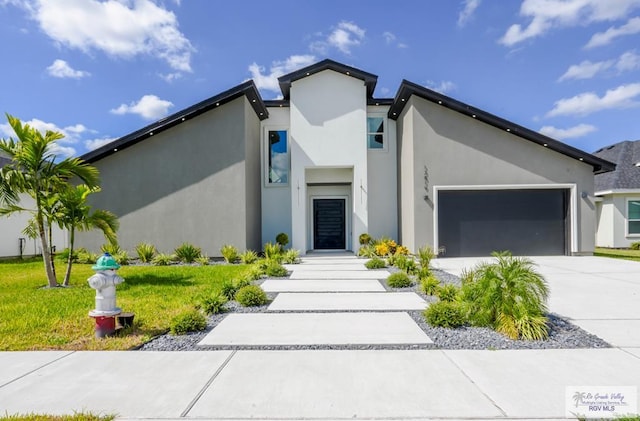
0;413;115;421
595;247;640;262
0;258;249;351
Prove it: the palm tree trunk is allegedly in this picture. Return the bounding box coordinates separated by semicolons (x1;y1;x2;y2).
48;220;56;278
37;211;58;288
62;228;74;287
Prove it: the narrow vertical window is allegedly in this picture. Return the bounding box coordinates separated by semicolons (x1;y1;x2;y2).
367;117;384;149
628;200;640;234
268;130;288;184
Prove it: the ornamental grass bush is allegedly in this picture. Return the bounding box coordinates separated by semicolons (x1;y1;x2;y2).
198;292;227;315
461;252;550;340
152;253;175;266
420;275;440;295
265;261;288;277
423;301;466;328
365;256;386;269
416;245;435;268
135;242;156;263
263;242;282;261
220;244;239;263
281;249;300;264
235;285;268;307
169;309;207;335
436;284;460;302
174;243;201;263
386;271;413;288
240;250;259;264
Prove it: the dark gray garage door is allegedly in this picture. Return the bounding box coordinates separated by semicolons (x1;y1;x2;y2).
438;189;568;257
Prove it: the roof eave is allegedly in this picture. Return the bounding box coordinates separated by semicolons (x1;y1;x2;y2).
81;80;267;164
388;80;616;175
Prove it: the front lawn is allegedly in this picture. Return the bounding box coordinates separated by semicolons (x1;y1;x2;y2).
595;247;640;262
0;258;249;351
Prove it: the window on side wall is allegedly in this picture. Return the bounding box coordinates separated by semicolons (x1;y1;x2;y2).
367;116;384;149
628;200;640;235
267;130;289;185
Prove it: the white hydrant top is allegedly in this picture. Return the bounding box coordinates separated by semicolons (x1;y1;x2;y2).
88;253;124;317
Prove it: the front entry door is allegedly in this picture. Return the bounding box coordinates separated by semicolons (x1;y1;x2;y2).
313;199;346;249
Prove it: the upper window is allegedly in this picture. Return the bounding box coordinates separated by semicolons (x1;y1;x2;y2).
267;130;289;185
628;200;640;235
367;117;384;149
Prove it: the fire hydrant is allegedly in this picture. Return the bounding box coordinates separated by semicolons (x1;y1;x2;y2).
88;253;124;338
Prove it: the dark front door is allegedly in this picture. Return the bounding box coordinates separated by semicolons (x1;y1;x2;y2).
313;199;346;249
438;189;568;257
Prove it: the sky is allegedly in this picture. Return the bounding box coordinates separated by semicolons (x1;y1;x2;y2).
0;0;639;158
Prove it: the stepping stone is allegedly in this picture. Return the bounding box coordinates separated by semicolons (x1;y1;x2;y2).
290;270;390;280
285;264;367;271
261;279;385;292
299;259;365;265
268;292;427;311
198;312;432;346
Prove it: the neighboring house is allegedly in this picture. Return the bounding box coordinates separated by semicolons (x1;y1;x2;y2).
76;59;614;257
0;156;68;259
593;140;640;248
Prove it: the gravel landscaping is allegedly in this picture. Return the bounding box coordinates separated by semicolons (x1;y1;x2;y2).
138;267;611;351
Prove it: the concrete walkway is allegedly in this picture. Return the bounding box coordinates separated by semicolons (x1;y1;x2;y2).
1;254;639;420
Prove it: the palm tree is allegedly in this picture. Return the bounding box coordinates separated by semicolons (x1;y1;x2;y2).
54;184;119;286
0;114;99;287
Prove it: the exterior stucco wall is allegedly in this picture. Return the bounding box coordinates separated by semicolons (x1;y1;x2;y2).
367;106;398;244
77;96;259;256
261;107;292;248
243;99;262;252
398;97;596;254
596;193;640;248
289;70;368;252
0;194;67;258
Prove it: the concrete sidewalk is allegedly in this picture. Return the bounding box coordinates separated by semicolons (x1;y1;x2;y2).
1;254;639;420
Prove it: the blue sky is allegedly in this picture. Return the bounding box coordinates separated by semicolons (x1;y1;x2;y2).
0;0;639;157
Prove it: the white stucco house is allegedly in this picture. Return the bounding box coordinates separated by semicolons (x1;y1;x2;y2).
15;59;613;258
593;140;640;248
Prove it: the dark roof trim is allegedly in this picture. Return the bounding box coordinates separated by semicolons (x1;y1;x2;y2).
81;80;268;163
278;59;378;100
368;98;394;106
264;99;290;108
388;80;616;174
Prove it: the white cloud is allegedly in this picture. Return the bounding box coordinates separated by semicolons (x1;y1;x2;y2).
46;59;90;79
159;72;182;82
270;151;289;183
547;83;640;117
382;31;408;48
248;55;316;93
458;0;481;27
110;95;174;120
558;59;614;81
426;80;457;94
22;0;194;72
539;123;597;139
310;21;365;55
617;50;640;71
559;50;640;81
586;16;640;48
0;117;92;156
500;0;640;46
84;137;116;151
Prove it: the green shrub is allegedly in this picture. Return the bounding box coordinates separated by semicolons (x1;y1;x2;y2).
461;252;549;340
135;242;156;263
359;233;372;245
365;257;387;269
386;254;397;267
263;242;282;261
234;277;253;289
174;243;201;263
240;250;259;264
195;255;210;265
420;275;440;295
436;284;460;302
100;243;122;256
169;309;207;335
631;242;640;250
275;232;289;247
416;245;435;268
424;301;466;328
244;265;264;281
396;256;418;275
282;249;300;264
235;285;268;307
265;261;288;277
77;250;98;264
386;271;413;288
57;247;79;262
198;292;227;315
220;279;238;300
113;251;130;265
417;266;432;280
152;253;175;266
357;245;377;258
220;244;239;264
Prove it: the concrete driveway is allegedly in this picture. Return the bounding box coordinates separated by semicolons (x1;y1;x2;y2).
432;255;640;347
